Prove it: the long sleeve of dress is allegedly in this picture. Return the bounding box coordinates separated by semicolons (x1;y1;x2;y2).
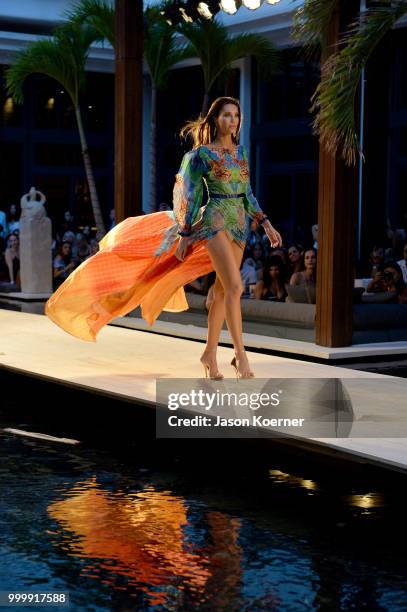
241;145;268;224
173;147;205;235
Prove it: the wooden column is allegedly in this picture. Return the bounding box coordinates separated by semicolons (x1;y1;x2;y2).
115;0;143;221
315;5;358;347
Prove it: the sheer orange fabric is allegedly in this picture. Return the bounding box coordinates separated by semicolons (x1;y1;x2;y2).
45;212;213;342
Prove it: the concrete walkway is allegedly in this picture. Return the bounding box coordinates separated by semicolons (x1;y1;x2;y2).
1;310;407;474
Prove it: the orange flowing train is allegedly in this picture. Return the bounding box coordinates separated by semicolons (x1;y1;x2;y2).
45;144;267;342
45;211;213;342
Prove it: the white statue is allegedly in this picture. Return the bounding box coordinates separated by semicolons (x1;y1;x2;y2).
21;187;47;221
19;186;52;295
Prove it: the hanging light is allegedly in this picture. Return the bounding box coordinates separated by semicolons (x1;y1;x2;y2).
219;0;241;15
266;0;281;4
46;97;55;110
197;0;220;19
242;0;263;8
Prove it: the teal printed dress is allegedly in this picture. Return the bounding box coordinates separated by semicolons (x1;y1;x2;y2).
156;144;268;255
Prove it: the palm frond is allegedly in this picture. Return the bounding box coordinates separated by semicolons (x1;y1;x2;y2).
178;18;278;94
292;0;339;53
6;38;78;104
144;6;196;89
226;33;279;84
66;0;115;47
312;2;407;165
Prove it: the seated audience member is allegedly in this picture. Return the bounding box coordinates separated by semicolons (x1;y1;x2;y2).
368;245;385;277
0;225;6;254
397;242;407;284
247;219;262;249
76;233;91;263
366;265;387;293
53;241;78;288
240;257;257;297
255;255;287;301
7;204;20;234
290;248;317;287
311;223;318;250
251;241;266;281
62;230;77;257
287;243;304;277
0;211;7;238
270;247;287;265
4;232;20;286
382;261;407;304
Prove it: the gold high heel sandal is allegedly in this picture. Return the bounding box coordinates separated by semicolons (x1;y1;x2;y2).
200;349;224;380
230;351;255;380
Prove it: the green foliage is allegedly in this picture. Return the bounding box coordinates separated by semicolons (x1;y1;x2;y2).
144;6;196;90
311;2;407;165
178;17;279;95
6;21;99;105
67;0;115;47
292;0;339;53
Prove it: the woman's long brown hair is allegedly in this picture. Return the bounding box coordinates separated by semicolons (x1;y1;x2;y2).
179;96;242;149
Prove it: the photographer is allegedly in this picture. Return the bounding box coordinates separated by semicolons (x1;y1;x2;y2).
367;261;407;303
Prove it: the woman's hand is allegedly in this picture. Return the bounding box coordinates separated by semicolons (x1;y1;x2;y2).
263;220;282;248
175;236;192;262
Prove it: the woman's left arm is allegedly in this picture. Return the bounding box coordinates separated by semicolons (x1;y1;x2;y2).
241;146;282;248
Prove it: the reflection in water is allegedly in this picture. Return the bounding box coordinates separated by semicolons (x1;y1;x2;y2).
269;469;319;492
48;481;213;606
2;430;407;610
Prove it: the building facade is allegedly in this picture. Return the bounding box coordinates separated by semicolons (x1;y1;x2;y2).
0;0;406;259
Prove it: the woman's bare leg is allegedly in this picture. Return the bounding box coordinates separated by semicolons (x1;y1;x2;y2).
201;239;244;377
204;231;253;377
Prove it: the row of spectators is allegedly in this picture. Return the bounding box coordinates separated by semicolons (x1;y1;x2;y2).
0;208;104;290
1;206;406;305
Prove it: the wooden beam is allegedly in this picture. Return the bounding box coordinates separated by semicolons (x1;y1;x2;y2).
315;4;358;347
115;0;143;222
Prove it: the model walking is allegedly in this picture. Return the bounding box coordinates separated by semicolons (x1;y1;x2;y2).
45;96;282;378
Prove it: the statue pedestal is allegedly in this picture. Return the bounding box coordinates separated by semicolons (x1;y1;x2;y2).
19;187;53;295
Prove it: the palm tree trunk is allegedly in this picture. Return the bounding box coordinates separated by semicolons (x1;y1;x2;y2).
149;85;157;213
201;92;210;117
74;104;106;241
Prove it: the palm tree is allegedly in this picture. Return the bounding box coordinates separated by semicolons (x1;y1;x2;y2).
178;18;279;116
6;22;107;239
292;0;407;165
144;7;196;211
70;0;197;212
67;0;115;47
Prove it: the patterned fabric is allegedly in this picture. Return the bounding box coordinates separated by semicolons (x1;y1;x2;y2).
157;144;266;255
45;143;266;341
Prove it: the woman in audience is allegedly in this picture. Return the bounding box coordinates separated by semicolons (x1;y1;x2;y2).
368;245;384;277
4;232;20;286
76;233;91;263
53;241;77;288
251;241;266;281
382;261;407;304
289;248;317;286
287;243;304;277
255;255;287;301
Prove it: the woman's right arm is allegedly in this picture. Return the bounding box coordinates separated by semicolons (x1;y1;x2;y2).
173;148;205;261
